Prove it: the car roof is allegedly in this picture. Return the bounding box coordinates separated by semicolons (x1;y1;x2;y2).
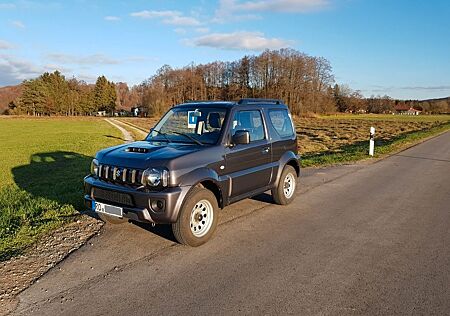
174;99;288;110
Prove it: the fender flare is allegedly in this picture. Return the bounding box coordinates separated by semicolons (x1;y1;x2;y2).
176;167;226;211
273;151;301;187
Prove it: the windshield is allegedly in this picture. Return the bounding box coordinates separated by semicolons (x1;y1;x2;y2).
146;107;228;145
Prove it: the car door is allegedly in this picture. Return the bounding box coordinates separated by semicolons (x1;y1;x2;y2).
224;109;272;198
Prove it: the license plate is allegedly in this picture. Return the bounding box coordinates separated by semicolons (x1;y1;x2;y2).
92;201;123;218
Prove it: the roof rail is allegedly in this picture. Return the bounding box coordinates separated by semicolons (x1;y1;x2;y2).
184;100;227;103
238;98;283;105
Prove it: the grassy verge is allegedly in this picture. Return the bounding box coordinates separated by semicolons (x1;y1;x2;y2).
301;121;450;167
0;117;122;261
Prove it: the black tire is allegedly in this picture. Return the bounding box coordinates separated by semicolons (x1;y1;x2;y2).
97;212;128;224
272;165;297;205
172;187;219;247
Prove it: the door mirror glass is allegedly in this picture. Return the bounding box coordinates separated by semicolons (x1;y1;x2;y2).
232;130;250;145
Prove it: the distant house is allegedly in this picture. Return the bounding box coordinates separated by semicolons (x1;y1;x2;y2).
394;105;421;115
114;109;130;117
96;110;107;117
131;106;148;117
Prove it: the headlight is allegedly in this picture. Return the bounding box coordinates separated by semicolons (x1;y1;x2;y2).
142;168;169;187
90;159;99;176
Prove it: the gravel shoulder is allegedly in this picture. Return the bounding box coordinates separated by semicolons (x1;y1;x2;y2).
0;216;103;315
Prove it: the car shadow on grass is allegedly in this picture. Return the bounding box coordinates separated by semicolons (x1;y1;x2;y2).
12;151;93;211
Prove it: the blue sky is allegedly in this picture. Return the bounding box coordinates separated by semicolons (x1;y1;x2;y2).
1;0;449;100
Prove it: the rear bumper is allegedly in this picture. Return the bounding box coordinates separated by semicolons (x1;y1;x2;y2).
84;176;191;224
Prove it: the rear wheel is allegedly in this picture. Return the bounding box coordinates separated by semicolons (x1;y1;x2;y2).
272;165;297;205
172;187;218;246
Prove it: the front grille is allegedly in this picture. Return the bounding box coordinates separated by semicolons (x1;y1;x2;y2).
92;187;134;207
98;164;143;186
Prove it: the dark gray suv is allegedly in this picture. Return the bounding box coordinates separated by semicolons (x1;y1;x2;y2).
84;99;300;246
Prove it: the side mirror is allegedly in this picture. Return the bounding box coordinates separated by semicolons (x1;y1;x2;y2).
232;130;250;145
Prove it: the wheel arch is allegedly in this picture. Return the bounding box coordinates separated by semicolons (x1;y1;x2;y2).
274;151;301;187
196;180;224;209
178;167;225;209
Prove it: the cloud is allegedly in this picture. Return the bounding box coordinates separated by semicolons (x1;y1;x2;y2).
235;0;329;12
130;10;201;26
11;20;25;28
0;40;14;49
400;85;450;91
76;73;98;83
104;16;121;21
188;31;294;51
45;53;153;66
46;53;121;65
214;0;329;22
195;27;210;33
0;54;48;85
0;2;15;9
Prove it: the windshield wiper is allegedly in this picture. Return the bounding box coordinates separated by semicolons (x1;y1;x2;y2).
150;129;171;143
170;132;204;146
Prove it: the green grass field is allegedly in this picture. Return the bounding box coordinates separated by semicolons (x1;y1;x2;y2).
0;117;121;260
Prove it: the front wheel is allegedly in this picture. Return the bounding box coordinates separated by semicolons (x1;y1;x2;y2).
272;165;297;205
172;187;218;247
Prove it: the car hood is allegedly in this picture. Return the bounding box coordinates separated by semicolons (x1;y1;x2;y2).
96;141;202;169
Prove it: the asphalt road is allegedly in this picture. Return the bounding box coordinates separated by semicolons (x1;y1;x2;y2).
11;132;450;315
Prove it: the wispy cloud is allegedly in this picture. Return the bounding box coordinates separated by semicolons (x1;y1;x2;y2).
0;2;15;9
11;20;26;28
45;53;152;66
0;40;14;49
0;54;65;86
104;16;120;22
214;0;329;22
195;27;210;33
400;85;450;91
233;0;329;12
130;10;201;26
188;31;294;51
46;53;121;65
76;73;98;82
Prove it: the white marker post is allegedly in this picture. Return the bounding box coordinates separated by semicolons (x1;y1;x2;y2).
369;126;375;156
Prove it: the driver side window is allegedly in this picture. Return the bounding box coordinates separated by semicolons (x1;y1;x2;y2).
231;110;265;142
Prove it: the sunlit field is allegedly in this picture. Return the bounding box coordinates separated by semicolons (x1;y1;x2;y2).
0;117;121;260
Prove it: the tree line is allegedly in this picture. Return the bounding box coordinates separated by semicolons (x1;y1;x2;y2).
139;49;336;116
4;49;449;116
8;71;117;116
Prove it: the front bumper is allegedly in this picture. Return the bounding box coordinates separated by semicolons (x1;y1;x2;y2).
84;176;191;224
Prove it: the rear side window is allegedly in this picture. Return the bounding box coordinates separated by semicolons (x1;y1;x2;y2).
268;109;294;137
231;110;265;142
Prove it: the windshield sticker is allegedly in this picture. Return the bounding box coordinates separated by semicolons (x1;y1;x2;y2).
187;111;199;128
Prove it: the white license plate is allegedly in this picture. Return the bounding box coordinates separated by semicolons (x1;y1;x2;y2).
92;201;123;218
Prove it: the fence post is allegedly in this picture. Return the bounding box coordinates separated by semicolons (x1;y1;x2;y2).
369;126;375;156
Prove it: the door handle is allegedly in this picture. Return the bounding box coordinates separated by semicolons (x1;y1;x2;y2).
262;147;270;153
